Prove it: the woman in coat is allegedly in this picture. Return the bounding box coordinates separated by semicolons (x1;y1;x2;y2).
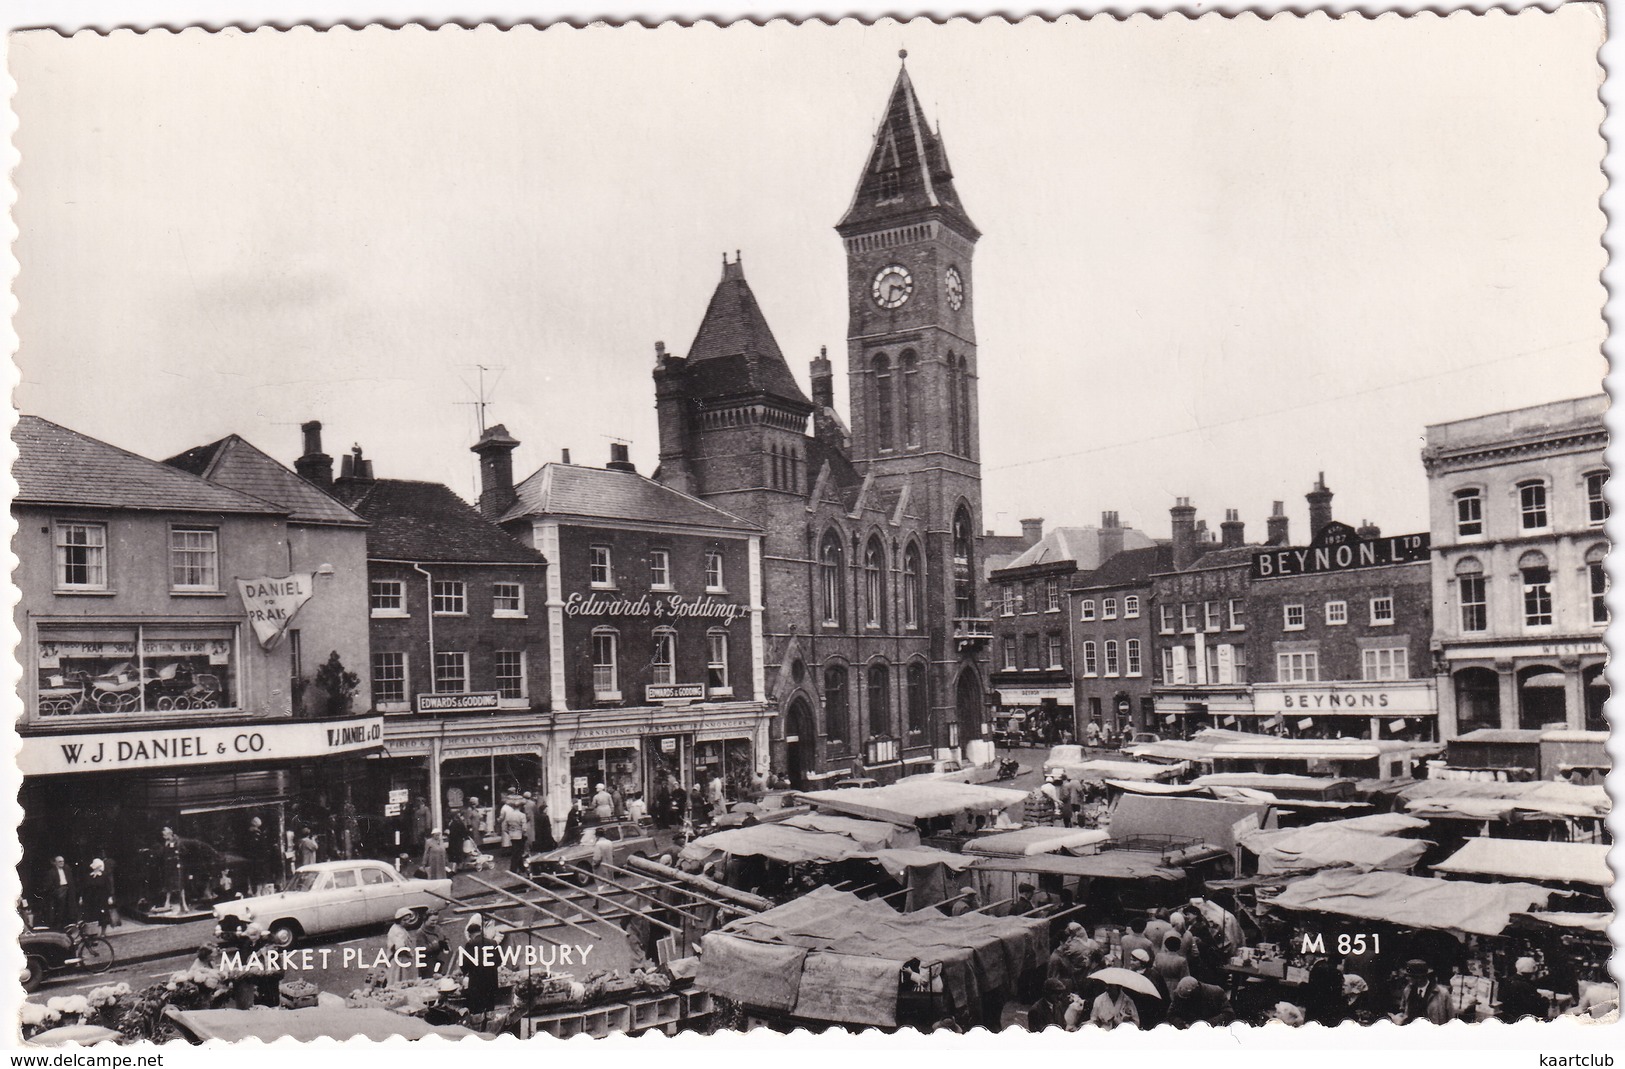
420;830;449;881
446;813;470;872
458;918;502;1020
79;858;115;933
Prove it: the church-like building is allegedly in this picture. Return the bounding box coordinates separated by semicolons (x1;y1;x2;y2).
651;58;991;785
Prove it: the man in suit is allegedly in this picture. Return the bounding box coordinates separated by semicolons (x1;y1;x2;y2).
39;856;76;929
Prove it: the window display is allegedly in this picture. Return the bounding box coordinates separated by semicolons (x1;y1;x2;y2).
35;626;237;717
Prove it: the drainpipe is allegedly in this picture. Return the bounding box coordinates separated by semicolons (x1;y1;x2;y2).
412;562;440;836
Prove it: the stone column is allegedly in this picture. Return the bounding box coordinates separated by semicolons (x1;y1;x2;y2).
1495;661;1518;730
1560;657;1585;730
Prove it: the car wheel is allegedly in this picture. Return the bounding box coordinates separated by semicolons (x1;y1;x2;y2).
573;868;594;887
268;920;300;947
21;955;45;992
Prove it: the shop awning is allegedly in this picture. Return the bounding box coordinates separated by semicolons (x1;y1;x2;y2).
695;885;1048;1026
962;827;1110;857
1432;838;1613;887
1240;824;1429;876
1265;869;1557;937
969;851;1185;882
797;780;1027;823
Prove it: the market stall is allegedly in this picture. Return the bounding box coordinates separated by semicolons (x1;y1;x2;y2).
796;780;1028;828
1263;868;1558;937
962;827;1110;857
694;885;1048;1030
1239;821;1429;877
1431;838;1612;889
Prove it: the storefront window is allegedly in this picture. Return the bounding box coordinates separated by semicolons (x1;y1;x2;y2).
443;753;545;837
36;625;237;717
572;747;644;807
695;738;754;800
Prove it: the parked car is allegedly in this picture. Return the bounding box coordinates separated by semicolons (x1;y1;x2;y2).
1041;744;1088;779
831;777;880;790
213;859;451;947
526;820;656;885
710;790;809;829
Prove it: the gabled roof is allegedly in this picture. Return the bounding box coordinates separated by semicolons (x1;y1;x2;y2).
997;525;1155;575
330;479;547;565
165;436;366;526
683;259;813;412
503;463;760;534
837;61;978;239
1073;544;1174;592
12;415;283;516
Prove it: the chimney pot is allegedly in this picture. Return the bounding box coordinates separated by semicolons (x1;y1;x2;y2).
294;420;334;489
607;442;636;473
1266;500;1291;546
1221;509;1246;549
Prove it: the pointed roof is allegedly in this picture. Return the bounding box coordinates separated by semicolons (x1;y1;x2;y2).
683;258;813;412
502;462;760;533
12;415;284;516
837;58;978;239
995;526;1156;575
165;435;367;526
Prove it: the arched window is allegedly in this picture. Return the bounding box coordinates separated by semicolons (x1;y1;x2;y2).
906;660;928;735
867;661;891;737
952;505;975;619
1519;550;1552;628
864;536;886;629
902;541;922;629
651;628;677;686
820;530;845;626
1586;543;1608;624
823;663;849;742
900;351;919;448
1455;556;1487;633
872;353;894;451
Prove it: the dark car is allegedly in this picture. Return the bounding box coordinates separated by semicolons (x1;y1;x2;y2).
525;821;656;885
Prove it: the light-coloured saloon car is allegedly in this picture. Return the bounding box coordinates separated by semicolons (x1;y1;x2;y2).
213;859;452;946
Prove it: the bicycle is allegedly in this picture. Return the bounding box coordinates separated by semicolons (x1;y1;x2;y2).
19;919;116;990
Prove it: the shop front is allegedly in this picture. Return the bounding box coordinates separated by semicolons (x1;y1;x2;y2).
550;705;773;832
993;685;1074;745
1152;687;1255;738
1442;639;1607;737
17;715;383;916
1251;679;1438;741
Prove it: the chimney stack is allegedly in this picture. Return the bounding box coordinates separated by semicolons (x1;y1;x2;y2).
1307;472;1334;539
561;448;572;465
607;442;636;473
470;424;520;520
1098;510;1125;562
1170;497;1199;569
1020;518;1045;547
1357;519;1381;539
335;443;375;489
1266;501;1290;546
294;420;334;488
1221;508;1246;548
810;346;835;411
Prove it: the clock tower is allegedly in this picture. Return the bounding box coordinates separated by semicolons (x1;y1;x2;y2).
837;54;989;746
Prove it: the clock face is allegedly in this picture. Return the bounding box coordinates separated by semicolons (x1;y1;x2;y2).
945;266;965;310
871;264;914;310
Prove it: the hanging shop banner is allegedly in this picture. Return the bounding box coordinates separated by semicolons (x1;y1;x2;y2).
236;574;315;649
20;716;384;776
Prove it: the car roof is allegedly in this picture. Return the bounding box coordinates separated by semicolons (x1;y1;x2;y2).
297;859;393;872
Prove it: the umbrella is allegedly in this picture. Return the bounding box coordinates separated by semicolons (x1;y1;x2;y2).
1088;967;1162;999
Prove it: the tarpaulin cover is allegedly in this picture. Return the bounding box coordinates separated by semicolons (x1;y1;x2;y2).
962;827;1110;856
1194;773;1355;792
1315;812;1429;835
781;812;920;849
700;885;1049;1023
1511;912;1612;933
1105;780;1208;796
162;1007;478;1042
867;846;977;877
679;824;876;866
1205;739;1441;763
1107;793;1275;851
1399;780;1610;821
1055;759;1185;782
969;852;1184;881
1432;838;1613;887
1266;869;1556;936
791;952;902;1027
798;780;1028;823
1241;824;1429;876
1205;786;1370;810
693;931;809;1012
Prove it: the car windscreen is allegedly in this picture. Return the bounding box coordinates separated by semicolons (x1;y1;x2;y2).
288;871;322;893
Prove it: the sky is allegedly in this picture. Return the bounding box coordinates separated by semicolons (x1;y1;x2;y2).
9;12;1609;543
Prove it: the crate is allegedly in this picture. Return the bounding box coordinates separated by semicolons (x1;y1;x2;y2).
681;990;714;1018
520;1002;633;1039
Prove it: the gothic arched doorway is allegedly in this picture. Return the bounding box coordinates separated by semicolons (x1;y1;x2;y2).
955;670;984;748
784;697;814;790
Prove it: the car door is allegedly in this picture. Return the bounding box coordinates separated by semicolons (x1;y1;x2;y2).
319;866;366;931
358;865;405;927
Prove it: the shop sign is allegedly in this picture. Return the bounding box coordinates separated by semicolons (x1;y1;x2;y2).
647;683;706;704
388;788;410;805
384;802;403;817
1253;683;1435;716
995;687;1074;707
660;737;677;753
1252;524;1429;579
38;637;231;667
236;574;316;649
19;715;384;776
563;591;748;625
416;692;501;714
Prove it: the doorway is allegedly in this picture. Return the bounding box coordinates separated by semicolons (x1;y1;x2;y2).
785;697;814;789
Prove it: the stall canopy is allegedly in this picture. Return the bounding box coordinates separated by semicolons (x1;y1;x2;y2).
694;886;1048;1027
1105;780;1207;796
679;822;925;868
969;852;1184;882
1107;794;1275;852
1240;823;1429;876
1398;780;1610;822
1206;739;1442;763
1510;912;1612;933
1266;868;1557;937
1314;813;1429;836
1057;759;1186;782
798;780;1027;824
781;813;919;849
962;827;1110;857
1432;838;1613;887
